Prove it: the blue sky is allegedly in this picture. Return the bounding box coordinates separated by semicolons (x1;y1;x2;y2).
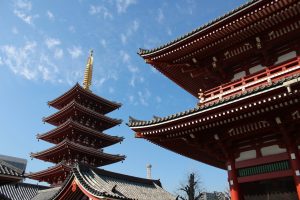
0;0;248;194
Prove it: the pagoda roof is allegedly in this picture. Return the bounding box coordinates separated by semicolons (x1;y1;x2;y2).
44;100;122;129
26;162;71;182
37;119;124;148
128;73;300;128
30;139;125;167
137;0;300;96
48;83;121;113
34;165;175;200
139;0;294;57
0;183;48;200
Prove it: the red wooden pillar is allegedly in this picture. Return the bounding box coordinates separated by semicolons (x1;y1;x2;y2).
276;117;300;199
287;146;300;200
227;157;241;200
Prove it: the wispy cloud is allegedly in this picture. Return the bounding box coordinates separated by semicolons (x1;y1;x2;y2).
120;19;139;45
116;0;136;13
54;48;63;59
13;0;38;25
67;46;82;59
156;8;164;23
120;50;130;63
166;27;172;36
89;5;113;19
100;39;107;48
138;89;151;106
69;25;76;33
0;41;59;82
46;10;54;21
12;27;18;34
45;37;61;49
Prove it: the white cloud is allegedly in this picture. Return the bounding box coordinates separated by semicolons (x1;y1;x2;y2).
156;96;162;103
166;27;172;36
13;0;37;25
108;87;115;94
47;10;54;20
116;0;136;13
45;37;61;49
156;8;164;23
0;41;37;80
89;5;113;19
128;95;135;103
68;46;82;59
69;26;75;33
100;39;107;48
120;34;127;45
12;27;18;34
120;50;130;63
120;19;139;45
138;89;151;106
15;0;32;10
54;48;63;59
0;41;60;82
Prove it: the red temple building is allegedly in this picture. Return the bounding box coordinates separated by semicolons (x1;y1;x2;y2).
28;51;125;186
128;0;300;199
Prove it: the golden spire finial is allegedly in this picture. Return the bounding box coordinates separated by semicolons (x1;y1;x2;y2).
83;50;93;91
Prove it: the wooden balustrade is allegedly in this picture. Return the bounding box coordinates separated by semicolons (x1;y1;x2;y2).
200;57;300;105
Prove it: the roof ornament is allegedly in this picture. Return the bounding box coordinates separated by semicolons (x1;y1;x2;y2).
83;50;94;91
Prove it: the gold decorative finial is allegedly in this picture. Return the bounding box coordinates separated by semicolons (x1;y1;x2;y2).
83;50;94;91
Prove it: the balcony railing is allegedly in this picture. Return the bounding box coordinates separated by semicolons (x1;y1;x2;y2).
200;56;300;105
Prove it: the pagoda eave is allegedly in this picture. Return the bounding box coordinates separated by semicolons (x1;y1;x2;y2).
31;140;125;167
27;163;71;185
48;83;121;113
37;119;123;148
43;100;122;128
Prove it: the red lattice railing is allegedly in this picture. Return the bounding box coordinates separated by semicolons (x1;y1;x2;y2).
201;56;300;105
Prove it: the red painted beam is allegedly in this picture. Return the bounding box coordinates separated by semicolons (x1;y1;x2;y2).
236;152;289;169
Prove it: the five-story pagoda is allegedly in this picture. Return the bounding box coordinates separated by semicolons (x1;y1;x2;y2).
28;51;125;186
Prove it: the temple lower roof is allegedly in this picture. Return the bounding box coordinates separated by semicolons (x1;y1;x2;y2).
0;183;48;200
32;165;175;200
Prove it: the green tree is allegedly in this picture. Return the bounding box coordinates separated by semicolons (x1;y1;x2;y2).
177;173;204;200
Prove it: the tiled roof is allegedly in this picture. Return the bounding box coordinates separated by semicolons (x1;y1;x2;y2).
128;73;300;127
44;100;122;127
73;165;175;200
48;83;122;111
138;0;259;55
31;139;126;166
31;187;61;200
0;160;23;178
0;183;48;200
37;165;175;200
37;119;124;148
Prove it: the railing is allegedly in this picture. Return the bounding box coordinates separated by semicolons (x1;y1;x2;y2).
200;56;300;105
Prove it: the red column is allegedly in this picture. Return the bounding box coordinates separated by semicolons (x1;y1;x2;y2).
277;117;300;199
286;143;300;199
227;157;241;200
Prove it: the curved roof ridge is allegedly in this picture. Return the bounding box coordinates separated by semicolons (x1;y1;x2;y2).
138;0;261;56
